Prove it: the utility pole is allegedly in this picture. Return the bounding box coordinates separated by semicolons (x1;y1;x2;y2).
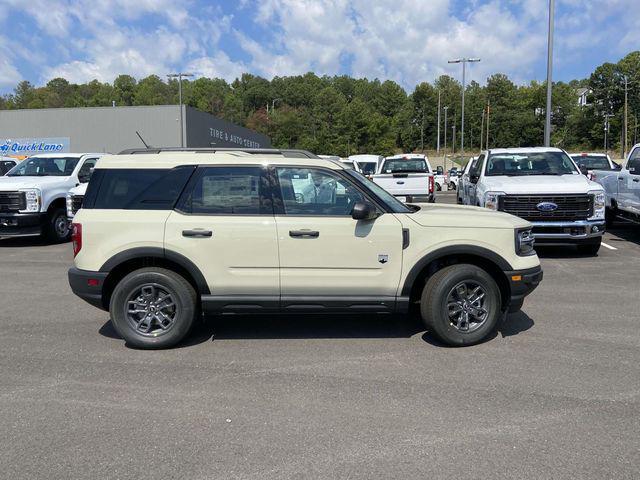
167;72;194;147
486;100;490;150
443;106;449;163
480;106;485;151
448;57;480;155
436;91;441;153
604;113;611;155
624;76;629;157
544;0;555;146
421;110;425;152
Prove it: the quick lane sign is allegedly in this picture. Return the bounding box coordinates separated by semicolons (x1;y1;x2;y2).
0;137;70;155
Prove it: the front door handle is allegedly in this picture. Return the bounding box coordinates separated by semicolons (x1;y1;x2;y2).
289;230;319;238
182;229;213;238
633;178;640;183
619;177;625;181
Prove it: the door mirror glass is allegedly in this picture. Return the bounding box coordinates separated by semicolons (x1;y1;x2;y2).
436;166;444;175
351;201;378;220
614;163;622;170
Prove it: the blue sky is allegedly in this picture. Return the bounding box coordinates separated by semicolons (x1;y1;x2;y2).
0;0;637;93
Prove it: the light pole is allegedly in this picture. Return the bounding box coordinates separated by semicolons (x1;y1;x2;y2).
448;57;480;155
544;0;555;146
268;98;282;115
436;90;441;153
443;106;449;162
604;113;612;155
624;75;629;157
167;72;194;147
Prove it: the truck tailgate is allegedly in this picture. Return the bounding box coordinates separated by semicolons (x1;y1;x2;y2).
372;173;431;197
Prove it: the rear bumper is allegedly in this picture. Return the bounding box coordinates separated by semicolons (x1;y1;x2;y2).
530;220;605;244
0;212;47;237
68;267;108;310
504;265;543;312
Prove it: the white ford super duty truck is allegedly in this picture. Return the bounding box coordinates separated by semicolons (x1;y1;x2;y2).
592;143;640;226
460;147;606;255
372;154;435;203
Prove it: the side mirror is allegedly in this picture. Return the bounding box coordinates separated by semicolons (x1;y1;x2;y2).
470;174;479;184
579;164;589;176
351;201;378;220
436;166;444;175
614;163;622;171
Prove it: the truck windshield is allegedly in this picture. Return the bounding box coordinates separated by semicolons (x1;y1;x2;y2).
7;157;79;177
381;159;429;174
485;152;577;176
345;169;412;213
570;155;611;169
357;162;377;175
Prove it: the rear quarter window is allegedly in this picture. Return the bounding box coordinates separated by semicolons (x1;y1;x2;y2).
85;167;195;210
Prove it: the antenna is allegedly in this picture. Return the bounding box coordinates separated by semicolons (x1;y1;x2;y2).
136;131;150;148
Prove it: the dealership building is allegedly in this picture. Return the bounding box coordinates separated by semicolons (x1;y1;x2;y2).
0;105;271;156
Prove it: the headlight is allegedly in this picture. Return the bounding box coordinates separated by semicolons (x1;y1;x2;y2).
515;228;536;256
589;190;605;220
484;191;504;210
66;193;74;218
19;188;41;213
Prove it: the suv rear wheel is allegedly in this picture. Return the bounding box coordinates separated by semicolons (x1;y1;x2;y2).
109;267;197;349
420;264;501;346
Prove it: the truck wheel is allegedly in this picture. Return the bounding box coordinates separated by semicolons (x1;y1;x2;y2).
420;264;501;346
45;208;70;242
435;182;441;191
109;267;198;349
577;239;601;256
605;208;616;228
449;182;456;191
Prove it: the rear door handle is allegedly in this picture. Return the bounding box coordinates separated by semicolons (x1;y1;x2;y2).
182;229;212;238
289;230;319;238
619;177;625;181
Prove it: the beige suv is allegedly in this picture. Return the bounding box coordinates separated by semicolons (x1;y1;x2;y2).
68;148;542;349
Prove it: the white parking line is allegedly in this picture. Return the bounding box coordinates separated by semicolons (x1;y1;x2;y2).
601;242;617;250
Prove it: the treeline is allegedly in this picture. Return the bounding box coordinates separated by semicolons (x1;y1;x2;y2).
2;51;639;157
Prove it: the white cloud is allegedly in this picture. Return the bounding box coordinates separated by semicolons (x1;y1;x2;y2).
186;52;248;82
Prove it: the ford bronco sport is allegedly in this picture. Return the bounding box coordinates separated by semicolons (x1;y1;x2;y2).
68;148;542;349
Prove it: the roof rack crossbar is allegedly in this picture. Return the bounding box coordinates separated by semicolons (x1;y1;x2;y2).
117;147;320;159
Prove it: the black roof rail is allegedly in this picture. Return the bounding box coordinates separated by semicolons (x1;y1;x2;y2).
117;147;320;159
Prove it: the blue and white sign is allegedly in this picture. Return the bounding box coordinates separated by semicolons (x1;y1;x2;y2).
0;137;70;155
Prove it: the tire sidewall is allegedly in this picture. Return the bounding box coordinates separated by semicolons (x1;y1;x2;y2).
109;269;196;349
47;208;70;242
424;265;501;346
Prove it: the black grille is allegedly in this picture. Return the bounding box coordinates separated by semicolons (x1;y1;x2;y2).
71;195;84;215
499;194;593;221
0;191;26;212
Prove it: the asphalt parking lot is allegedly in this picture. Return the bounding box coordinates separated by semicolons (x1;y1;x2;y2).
1;192;639;479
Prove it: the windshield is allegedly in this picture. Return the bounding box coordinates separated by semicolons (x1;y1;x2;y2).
357;161;377;175
7;157;79;177
381;158;429;174
345;169;412;213
570;155;611;170
485;152;577;176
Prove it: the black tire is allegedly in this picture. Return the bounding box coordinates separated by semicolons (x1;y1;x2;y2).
577;239;601;256
605;207;616;228
420;264;501;346
45;207;70;242
109;267;198;349
456;195;463;205
449;182;457;191
435;182;442;191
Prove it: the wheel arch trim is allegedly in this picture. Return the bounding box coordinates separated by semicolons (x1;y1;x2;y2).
99;247;210;294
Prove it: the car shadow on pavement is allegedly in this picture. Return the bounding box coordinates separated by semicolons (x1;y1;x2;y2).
0;236;54;247
534;246;595;259
100;310;535;349
606;221;640;246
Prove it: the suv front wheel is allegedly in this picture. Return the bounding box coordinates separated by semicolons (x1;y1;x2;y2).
109;268;198;349
420;264;501;346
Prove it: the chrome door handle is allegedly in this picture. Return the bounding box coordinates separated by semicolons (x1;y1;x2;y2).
618;177;625;181
289;230;319;238
182;229;212;238
633;178;640;183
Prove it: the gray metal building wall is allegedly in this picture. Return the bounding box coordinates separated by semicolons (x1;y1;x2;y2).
0;105;271;153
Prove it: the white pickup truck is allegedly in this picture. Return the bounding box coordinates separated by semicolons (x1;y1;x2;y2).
0;153;102;241
372;154;435;203
459;147;606;255
592;143;640;226
570;152;620;181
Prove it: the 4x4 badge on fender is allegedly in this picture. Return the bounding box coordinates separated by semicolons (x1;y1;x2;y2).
378;254;389;264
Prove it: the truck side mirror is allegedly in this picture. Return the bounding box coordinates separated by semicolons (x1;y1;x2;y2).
579;164;589;176
614;163;622;170
470;174;479;184
351;201;378;220
436;166;444;175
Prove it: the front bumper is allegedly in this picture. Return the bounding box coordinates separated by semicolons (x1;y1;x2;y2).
0;212;47;237
68;267;108;310
530;219;605;244
504;265;543;313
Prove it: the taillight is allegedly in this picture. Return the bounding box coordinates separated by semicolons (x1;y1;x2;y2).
72;223;82;257
428;176;434;193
